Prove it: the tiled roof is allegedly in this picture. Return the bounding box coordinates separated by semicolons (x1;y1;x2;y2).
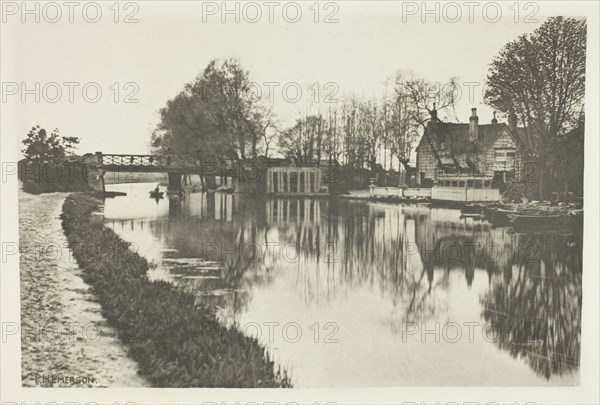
418;119;530;170
427;121;509;153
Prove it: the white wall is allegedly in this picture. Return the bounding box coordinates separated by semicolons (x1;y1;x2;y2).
432;186;500;202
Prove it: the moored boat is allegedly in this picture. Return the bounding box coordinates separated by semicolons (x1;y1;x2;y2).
461;204;485;214
505;211;576;227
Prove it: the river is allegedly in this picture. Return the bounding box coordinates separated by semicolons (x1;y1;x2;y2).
104;182;582;387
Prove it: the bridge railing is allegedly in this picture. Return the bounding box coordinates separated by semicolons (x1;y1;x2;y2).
100;154;238;171
101;154;199;168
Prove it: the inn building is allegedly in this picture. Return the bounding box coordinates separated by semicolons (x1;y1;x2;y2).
415;107;529;189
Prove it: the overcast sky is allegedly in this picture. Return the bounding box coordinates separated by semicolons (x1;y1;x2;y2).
2;1;588;156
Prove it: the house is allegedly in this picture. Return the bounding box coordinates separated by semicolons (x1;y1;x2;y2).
416;107;528;189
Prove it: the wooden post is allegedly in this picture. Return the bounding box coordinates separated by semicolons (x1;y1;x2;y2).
266;168;271;192
304;169;308;193
279;171;283;193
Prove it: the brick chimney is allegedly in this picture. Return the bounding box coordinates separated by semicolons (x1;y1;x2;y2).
430;102;438;121
469;108;479;142
491;111;498;124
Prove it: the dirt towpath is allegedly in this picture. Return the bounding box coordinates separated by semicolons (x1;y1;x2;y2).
19;190;147;387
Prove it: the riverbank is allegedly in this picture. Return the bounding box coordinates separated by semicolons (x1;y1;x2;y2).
18;190;147;387
19;161;96;194
61;193;291;387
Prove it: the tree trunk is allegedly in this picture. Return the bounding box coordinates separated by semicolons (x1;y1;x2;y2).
199;169;206;190
537;157;545;201
251;137;257;159
536;144;548;200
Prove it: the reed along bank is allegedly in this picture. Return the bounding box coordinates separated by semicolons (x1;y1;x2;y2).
61;193;291;388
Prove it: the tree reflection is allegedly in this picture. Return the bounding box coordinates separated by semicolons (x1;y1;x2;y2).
134;192;582;379
481;231;582;379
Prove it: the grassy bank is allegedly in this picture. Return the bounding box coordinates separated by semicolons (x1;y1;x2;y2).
61;193;291;388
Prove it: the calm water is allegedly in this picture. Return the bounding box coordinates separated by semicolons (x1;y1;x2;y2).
104;183;582;387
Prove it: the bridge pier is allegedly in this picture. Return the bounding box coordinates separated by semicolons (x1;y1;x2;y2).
167;172;183;192
82;152;105;192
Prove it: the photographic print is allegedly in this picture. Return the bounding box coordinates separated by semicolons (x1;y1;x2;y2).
1;1;598;404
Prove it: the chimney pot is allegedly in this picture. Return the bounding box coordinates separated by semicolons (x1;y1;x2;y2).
491;111;498;124
430;103;438;121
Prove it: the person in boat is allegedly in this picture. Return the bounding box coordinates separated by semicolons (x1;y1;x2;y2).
153;185;160;194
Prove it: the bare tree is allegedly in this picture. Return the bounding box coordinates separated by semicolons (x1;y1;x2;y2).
400;75;460;129
386;73;418;172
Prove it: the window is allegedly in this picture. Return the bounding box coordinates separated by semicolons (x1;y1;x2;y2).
459;181;465;188
495;149;516;162
484;180;490;188
474;180;483;189
451;181;458;187
467;180;474;188
494;150;506;162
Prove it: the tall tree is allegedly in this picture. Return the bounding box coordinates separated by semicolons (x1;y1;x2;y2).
400;75;460;129
277;114;326;164
322;105;342;163
22;125;79;162
384;72;459;177
152;59;271;164
277;74;458;174
386;74;418;171
484;17;586;199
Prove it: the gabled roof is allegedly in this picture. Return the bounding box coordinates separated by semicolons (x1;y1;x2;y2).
426;121;511;152
417;119;529;172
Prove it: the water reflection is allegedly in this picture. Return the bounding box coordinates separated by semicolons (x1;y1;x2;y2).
104;183;582;387
480;232;582;379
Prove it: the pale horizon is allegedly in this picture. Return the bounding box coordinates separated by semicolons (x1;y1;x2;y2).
1;2;571;157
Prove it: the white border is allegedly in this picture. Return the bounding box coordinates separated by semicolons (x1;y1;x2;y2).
1;1;598;404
